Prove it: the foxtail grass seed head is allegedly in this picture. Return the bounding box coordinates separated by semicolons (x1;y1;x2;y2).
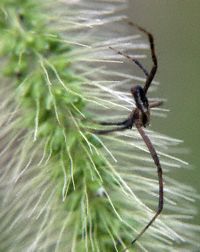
0;0;200;251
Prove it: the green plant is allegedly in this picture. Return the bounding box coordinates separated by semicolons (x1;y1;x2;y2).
0;1;199;251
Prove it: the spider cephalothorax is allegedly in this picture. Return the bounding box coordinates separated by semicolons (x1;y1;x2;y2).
131;85;150;127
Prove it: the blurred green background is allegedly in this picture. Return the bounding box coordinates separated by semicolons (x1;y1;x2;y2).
128;1;200;223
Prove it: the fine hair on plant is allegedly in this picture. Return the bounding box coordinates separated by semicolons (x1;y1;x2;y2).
0;1;200;252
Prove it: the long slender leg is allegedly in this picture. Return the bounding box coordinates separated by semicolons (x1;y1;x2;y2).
109;46;149;78
97;119;129;126
128;123;163;246
92;124;129;135
85;119;130;134
128;21;158;94
149;100;163;108
84;118;129;126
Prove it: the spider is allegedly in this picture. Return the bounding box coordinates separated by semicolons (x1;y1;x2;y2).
92;21;164;248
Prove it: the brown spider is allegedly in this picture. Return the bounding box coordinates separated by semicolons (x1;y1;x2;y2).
93;21;164;248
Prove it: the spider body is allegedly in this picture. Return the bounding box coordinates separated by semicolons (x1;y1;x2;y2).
92;21;164;249
131;85;150;127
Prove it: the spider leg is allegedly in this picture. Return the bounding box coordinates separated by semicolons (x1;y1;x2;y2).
92;124;129;135
97;118;129;126
130;123;163;245
128;21;158;94
109;46;149;78
93;114;136;134
149;100;163;108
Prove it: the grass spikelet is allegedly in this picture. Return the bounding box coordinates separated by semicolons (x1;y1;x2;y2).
0;0;199;252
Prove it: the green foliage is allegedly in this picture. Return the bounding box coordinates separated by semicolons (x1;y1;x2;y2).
0;1;134;251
